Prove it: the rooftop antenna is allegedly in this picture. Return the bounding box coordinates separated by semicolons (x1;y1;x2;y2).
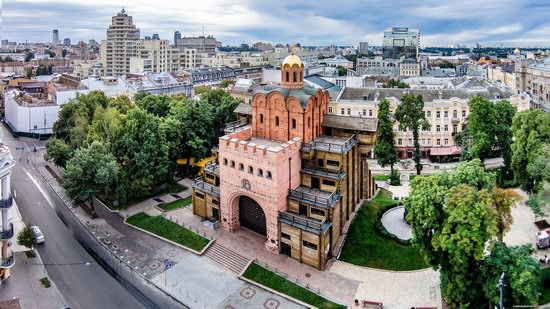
121;6;126;14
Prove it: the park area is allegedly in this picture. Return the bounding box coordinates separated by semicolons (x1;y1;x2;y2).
338;189;427;271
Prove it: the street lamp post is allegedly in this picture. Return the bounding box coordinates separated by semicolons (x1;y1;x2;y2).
498;272;505;309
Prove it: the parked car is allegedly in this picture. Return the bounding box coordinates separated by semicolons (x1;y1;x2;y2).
31;226;45;244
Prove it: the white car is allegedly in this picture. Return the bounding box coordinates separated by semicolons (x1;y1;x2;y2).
31;226;45;244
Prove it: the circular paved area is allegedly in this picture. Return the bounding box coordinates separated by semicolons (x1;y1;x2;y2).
381;206;412;240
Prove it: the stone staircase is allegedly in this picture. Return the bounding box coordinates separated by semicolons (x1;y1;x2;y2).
203;242;250;274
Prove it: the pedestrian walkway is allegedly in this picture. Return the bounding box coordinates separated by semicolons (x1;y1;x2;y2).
204;242;250;274
381;206;412;240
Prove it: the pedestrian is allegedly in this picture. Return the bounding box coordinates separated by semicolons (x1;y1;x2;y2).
545;255;548;264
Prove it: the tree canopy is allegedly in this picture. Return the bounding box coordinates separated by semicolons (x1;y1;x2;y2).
374;99;398;180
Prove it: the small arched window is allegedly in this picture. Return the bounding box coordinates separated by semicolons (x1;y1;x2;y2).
257;169;263;177
239;163;244;171
293;71;297;82
230;160;235;168
260;114;264;123
292;119;296;129
299;71;302;81
248;166;253;174
453;110;457;118
308;117;311;128
286;71;290;82
275;116;280;126
223;158;228;165
266;171;272;179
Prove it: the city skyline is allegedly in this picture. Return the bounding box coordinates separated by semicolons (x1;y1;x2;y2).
3;0;550;47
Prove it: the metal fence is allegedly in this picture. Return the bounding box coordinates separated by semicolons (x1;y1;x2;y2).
28;162;188;309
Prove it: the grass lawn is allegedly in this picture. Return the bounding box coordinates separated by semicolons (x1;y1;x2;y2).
99;182;188;211
126;212;209;252
540;267;550;305
158;196;193;211
373;174;390;181
338;189;428;271
243;263;346;309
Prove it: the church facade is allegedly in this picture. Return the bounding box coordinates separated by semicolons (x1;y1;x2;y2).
192;54;377;270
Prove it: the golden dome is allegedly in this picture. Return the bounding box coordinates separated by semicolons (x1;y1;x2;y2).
282;54;303;67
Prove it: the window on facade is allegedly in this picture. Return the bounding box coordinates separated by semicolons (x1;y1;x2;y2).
195;192;205;200
398;139;402;145
223;158;228;165
212;199;219;206
275;116;280;126
408;138;413;146
426;111;431;118
322;179;336;187
303;240;318;250
286;71;289;82
453;125;458;133
462;110;466;117
347;108;351;115
308;117;311;128
281;233;291;240
444;125;448;132
260;114;264;123
444;111;448;118
329;107;333;113
239;163;244;171
248;166;253;174
421;139;425;145
341;108;345;115
362;109;366;116
444;138;449;145
311;208;325;217
258;169;263;177
437;139;441;146
266;171;272;179
436;125;441;132
369;109;373;116
436;111;441;118
326;160;339;167
292;119;296;129
453;110;457;118
230;160;235;168
293;71;297;82
427;139;432;145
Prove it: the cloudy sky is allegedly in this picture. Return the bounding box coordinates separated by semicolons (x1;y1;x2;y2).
3;0;550;47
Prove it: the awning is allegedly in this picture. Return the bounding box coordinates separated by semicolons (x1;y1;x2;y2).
430;146;461;156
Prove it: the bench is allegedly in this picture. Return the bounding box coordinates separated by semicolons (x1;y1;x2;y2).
362;300;383;308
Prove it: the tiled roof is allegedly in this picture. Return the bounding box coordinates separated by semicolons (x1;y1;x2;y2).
339;87;513;102
322;114;378;132
255;84;318;108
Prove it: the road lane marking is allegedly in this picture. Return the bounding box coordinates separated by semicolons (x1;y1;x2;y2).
21;167;55;210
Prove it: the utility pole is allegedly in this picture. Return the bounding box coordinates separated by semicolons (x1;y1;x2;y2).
498;272;505;309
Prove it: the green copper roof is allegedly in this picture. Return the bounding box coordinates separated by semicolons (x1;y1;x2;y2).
255;84;318;108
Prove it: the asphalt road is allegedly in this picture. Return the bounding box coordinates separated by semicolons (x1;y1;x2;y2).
1;131;147;309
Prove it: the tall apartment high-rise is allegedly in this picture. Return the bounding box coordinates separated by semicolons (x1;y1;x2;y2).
359;42;369;55
52;30;59;45
382;27;420;60
174;31;181;46
63;38;71;46
0;143;15;282
100;8;140;76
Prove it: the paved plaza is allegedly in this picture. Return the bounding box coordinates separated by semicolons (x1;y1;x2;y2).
381;206;412;240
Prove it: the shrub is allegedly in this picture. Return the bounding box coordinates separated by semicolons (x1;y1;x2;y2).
389;170;401;186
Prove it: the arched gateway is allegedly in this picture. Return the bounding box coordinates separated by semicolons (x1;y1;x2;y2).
238;196;266;236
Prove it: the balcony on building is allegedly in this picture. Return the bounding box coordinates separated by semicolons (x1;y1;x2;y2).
0;224;14;241
301;134;357;156
193;176;220;197
203;160;219;176
301;166;346;180
278;211;332;235
288;186;340;209
224;118;250;134
0;195;13;210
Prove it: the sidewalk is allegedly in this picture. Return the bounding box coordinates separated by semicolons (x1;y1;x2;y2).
368;157;504;175
0;200;65;309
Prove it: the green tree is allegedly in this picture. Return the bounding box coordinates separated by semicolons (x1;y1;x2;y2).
465;96;497;162
219;79;235;88
481;243;540;306
44;138;72;168
17;224;37;251
490;187;520;241
112;109;171;200
108;96;135;114
25;67;33;78
53;101;80;142
62;141;118;213
511;109;550;191
527;144;550;190
336;65;347;76
373;99;398;180
200;89;241;145
3;56;14;62
395;93;429;175
193;86;210;95
134;94;172;117
86;107;124;151
494;100;516;180
382;79;409;88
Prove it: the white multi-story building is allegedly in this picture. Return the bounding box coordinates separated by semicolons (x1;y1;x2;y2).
399;58;421;77
0;143;15;283
130;39;179;74
330;85;530;160
515;58;550;108
356;56;401;75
